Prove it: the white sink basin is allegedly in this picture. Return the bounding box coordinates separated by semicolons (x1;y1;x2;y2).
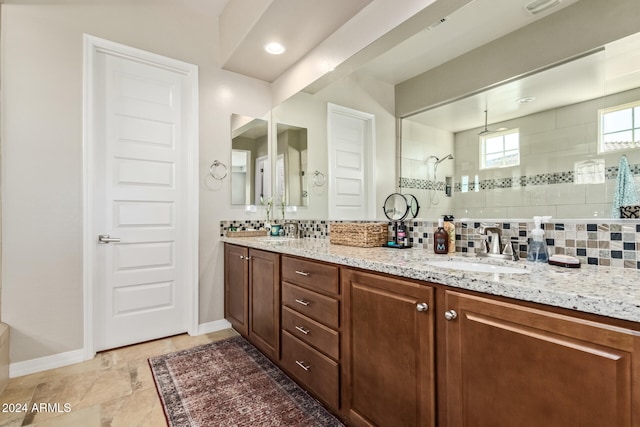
425;260;530;274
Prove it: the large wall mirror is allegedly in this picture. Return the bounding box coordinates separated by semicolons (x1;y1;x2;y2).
276;123;309;207
230;114;270;206
400;31;640;220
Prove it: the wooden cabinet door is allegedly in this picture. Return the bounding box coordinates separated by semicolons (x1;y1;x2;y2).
342;268;435;427
248;249;280;361
443;290;640;427
224;244;249;337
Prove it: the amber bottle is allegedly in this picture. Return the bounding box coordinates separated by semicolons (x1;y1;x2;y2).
434;218;448;254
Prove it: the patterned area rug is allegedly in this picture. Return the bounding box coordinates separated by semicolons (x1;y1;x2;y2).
149;335;344;427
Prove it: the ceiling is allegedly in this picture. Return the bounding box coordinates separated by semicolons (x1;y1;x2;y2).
219;0;580;86
357;0;580;85
219;0;373;82
406;30;640;132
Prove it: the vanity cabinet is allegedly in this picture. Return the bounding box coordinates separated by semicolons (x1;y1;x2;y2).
341;268;435;427
442;290;640;427
224;243;640;427
224;244;249;336
279;255;342;411
224;244;280;361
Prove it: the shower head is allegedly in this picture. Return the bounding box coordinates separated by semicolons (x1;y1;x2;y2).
434;154;454;165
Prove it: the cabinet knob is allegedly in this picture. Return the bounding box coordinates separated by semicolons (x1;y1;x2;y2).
444;310;458;321
416;303;429;312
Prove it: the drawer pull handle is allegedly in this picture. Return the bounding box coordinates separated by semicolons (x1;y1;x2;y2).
295;360;311;371
294;299;310;306
295;270;310;276
295;326;310;335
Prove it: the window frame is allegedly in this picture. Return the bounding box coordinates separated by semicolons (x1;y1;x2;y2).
598;100;640;154
479;128;520;170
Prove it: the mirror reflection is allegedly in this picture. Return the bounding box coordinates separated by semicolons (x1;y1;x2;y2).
400;31;640;219
230;114;269;206
276;123;309;207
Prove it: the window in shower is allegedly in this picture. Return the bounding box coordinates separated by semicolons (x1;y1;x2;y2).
480;128;520;170
598;100;640;153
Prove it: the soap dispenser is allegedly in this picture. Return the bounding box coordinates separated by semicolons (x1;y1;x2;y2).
527;216;551;262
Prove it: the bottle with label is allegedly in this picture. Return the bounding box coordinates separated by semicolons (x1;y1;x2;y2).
397;222;407;246
434;218;448;254
443;215;455;254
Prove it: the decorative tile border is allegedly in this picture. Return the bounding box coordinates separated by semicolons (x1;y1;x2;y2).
221;219;640;269
399;162;640;192
399;177;445;191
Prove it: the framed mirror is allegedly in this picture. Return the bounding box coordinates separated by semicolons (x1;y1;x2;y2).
276;123;309;207
400;31;640;220
230;114;270;206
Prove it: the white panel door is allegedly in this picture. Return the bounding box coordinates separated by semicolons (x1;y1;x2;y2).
328;104;376;219
93;49;188;351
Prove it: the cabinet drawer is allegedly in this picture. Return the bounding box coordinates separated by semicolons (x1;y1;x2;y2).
282;256;339;295
282;282;339;329
281;330;339;410
282;306;339;360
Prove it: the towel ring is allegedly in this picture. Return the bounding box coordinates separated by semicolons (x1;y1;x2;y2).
313;170;326;187
209;160;228;180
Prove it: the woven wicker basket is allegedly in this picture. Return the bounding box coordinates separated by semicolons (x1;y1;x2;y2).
226;230;268;238
329;222;388;247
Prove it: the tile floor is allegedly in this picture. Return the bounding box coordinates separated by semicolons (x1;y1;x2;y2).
0;328;238;427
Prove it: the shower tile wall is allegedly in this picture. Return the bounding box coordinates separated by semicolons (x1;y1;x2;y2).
401;87;640;219
221;219;640;269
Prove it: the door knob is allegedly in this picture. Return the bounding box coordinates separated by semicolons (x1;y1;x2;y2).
444;310;458;321
416;303;429;312
98;234;121;244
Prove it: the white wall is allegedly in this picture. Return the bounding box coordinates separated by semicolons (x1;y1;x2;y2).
270;71;397;221
1;1;271;363
401;120;455;219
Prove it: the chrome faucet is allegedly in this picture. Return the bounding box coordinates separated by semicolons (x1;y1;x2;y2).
476;225;519;261
479;225;502;255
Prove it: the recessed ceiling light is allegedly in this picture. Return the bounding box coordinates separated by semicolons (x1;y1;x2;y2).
265;42;285;55
516;96;536;104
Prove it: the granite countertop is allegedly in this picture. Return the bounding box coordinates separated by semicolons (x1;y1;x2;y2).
221;236;640;324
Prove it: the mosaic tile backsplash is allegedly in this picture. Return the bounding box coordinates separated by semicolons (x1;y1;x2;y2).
220;219;640;270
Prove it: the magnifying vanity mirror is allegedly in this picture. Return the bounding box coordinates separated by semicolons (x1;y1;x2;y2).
276;123;309;207
230;114;270;206
383;192;420;248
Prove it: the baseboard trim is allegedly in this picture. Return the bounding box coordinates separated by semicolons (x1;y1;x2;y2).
10;349;84;378
197;319;232;335
10;320;232;378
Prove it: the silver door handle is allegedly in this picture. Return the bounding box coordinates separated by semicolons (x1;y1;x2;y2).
295;326;310;335
294;299;310;306
295;360;311;371
295;270;310;276
98;234;121;244
416;303;429;312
